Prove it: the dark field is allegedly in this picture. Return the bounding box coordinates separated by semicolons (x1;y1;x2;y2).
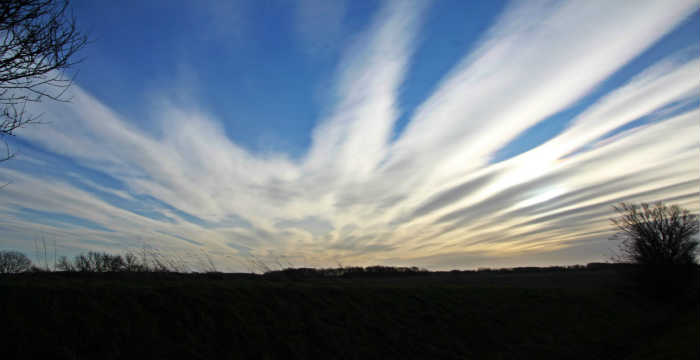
1;266;698;359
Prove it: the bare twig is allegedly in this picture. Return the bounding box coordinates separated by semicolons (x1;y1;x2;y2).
0;0;87;161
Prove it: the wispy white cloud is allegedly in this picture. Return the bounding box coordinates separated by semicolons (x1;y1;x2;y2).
1;0;697;270
304;0;427;180
386;0;696;186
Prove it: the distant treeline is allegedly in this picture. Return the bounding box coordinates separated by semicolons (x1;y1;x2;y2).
261;262;623;280
263;265;429;279
470;262;620;272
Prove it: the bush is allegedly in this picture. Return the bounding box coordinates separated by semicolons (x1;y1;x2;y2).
0;250;32;273
611;202;700;298
58;252;129;272
611;202;699;265
55;256;74;272
56;250;181;273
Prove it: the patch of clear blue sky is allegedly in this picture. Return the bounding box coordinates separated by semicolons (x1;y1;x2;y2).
490;11;700;164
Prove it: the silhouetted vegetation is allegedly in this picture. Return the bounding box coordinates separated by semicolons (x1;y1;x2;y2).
55;249;199;273
0;250;31;273
611;202;699;265
0;265;697;360
0;238;697;359
263;265;429;280
261;264;614;281
611;202;700;298
0;247;220;274
0;0;87;161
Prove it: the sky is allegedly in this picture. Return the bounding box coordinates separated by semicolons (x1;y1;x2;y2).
0;0;698;271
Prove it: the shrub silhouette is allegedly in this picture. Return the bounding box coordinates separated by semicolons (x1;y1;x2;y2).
611;202;700;298
0;250;32;273
611;202;699;265
69;252;125;272
56;250;182;273
56;252;131;272
123;252;148;272
55;255;74;272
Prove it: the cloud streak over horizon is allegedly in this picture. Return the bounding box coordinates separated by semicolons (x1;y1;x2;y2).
1;0;698;271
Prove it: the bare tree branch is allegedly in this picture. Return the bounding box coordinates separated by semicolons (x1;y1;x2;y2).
0;0;87;161
611;202;699;265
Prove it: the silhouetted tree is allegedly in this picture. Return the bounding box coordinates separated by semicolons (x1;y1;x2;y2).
0;0;87;161
123;252;145;272
611;202;700;298
69;251;129;272
55;255;73;271
0;250;32;273
611;202;699;265
59;250;180;273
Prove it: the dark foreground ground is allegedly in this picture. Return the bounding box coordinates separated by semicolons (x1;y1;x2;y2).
1;266;698;359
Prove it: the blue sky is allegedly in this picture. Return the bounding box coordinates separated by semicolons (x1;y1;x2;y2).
0;0;698;271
